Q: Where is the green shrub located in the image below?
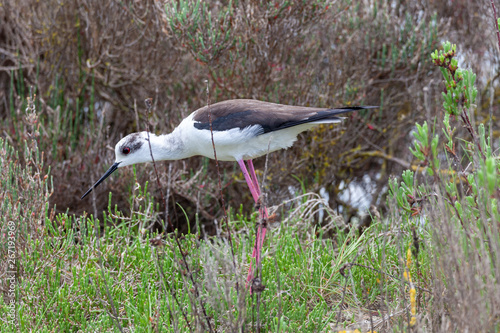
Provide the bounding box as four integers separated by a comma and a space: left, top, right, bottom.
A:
389, 41, 500, 331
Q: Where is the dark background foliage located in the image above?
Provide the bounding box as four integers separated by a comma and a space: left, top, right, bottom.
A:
1, 0, 497, 231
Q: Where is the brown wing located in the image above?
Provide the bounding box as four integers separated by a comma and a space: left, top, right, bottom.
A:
192, 99, 372, 134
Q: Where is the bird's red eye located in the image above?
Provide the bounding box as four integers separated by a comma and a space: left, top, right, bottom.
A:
122, 147, 131, 155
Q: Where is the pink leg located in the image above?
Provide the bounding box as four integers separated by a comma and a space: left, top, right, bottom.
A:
247, 160, 268, 280
246, 160, 269, 220
238, 160, 269, 290
246, 160, 261, 196
246, 160, 268, 255
237, 160, 260, 202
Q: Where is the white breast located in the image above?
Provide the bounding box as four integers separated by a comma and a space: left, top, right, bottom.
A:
188, 123, 318, 161
175, 112, 341, 161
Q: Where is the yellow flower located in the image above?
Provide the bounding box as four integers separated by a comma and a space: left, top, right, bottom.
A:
410, 287, 416, 314
409, 287, 417, 326
406, 247, 412, 266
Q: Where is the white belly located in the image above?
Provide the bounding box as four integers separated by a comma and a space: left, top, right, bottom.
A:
189, 124, 317, 161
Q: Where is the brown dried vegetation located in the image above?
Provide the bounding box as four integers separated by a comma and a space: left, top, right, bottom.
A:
1, 0, 475, 225
2, 0, 500, 331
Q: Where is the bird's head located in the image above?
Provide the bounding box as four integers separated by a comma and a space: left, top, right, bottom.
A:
114, 132, 154, 167
81, 132, 155, 199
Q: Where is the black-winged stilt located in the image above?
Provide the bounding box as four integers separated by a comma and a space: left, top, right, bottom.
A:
81, 99, 376, 284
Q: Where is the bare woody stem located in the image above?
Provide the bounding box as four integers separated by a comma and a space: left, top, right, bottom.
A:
490, 0, 500, 52
144, 98, 213, 332
460, 109, 486, 162
205, 82, 240, 295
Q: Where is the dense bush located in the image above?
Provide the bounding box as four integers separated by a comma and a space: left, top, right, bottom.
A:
389, 41, 500, 330
2, 0, 487, 227
2, 0, 500, 331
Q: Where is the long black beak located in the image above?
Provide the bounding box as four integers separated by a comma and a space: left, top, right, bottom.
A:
81, 162, 121, 199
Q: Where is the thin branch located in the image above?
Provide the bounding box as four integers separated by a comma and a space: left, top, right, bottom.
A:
155, 250, 191, 331
87, 96, 123, 333
144, 98, 169, 230
490, 0, 500, 52
460, 110, 486, 162
90, 272, 124, 333
251, 135, 273, 328
274, 257, 282, 333
144, 98, 213, 333
335, 263, 351, 325
205, 79, 239, 295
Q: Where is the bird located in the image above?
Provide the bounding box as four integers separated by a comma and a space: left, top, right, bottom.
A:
81, 99, 377, 284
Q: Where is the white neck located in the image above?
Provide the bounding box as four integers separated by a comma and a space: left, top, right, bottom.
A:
147, 131, 193, 161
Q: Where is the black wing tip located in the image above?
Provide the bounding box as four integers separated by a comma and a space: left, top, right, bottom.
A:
324, 105, 379, 116
337, 105, 379, 110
